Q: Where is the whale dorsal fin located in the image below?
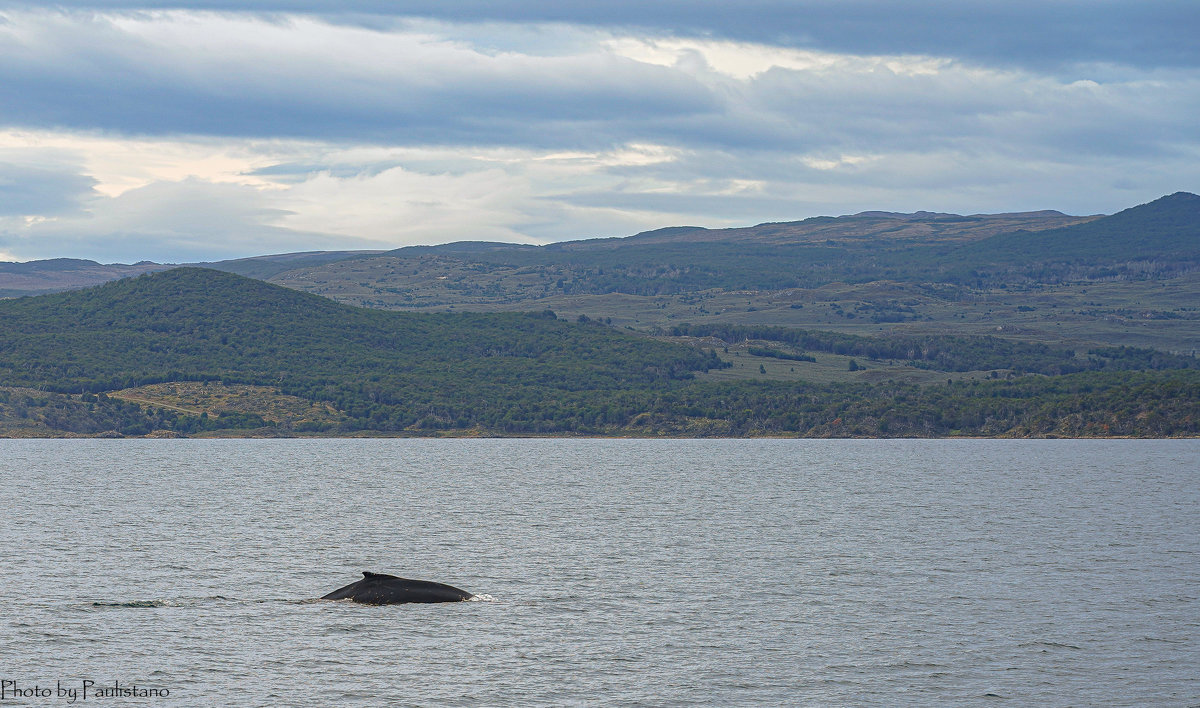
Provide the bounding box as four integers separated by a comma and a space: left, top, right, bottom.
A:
363, 571, 401, 581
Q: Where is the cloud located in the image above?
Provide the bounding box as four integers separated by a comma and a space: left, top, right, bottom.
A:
0, 137, 715, 261
3, 128, 1194, 264
0, 11, 716, 145
4, 10, 1194, 158
1, 0, 1194, 71
0, 7, 1196, 263
274, 166, 538, 243
0, 177, 317, 263
0, 159, 97, 217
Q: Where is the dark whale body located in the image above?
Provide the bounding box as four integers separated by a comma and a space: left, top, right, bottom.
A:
321, 572, 473, 604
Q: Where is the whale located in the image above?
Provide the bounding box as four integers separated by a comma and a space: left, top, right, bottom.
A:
321, 572, 474, 604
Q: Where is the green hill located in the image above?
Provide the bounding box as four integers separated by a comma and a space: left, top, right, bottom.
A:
0, 268, 722, 432
942, 192, 1200, 282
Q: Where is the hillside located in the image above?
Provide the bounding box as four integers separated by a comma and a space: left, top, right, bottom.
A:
259, 193, 1200, 353
257, 206, 1097, 308
367, 207, 1103, 293
4, 195, 1192, 306
0, 267, 1196, 438
0, 268, 721, 433
200, 250, 383, 280
942, 192, 1200, 281
0, 251, 379, 296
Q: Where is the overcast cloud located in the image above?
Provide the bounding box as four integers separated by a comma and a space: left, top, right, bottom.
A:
0, 1, 1196, 263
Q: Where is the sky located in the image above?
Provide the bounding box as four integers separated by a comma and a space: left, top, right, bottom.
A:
0, 1, 1197, 263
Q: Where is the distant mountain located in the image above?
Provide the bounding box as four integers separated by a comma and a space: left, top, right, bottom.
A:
236, 192, 1198, 355
0, 199, 1147, 297
379, 206, 1090, 255
272, 194, 1191, 301
944, 192, 1200, 280
0, 258, 170, 296
0, 250, 385, 296
610, 208, 1090, 246
4, 193, 1196, 355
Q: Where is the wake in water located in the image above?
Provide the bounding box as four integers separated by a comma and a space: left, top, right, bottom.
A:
1018, 640, 1083, 651
87, 597, 306, 609
86, 594, 497, 609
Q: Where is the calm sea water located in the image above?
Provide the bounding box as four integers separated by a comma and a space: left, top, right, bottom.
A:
0, 439, 1196, 706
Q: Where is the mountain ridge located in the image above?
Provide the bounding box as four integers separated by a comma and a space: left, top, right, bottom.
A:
3, 193, 1190, 297
2, 192, 1196, 353
0, 200, 1120, 295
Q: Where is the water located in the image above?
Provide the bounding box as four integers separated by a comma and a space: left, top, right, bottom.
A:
0, 439, 1196, 706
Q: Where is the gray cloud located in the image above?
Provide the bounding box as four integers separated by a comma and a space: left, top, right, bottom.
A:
0, 161, 97, 216
0, 5, 1195, 263
1, 0, 1194, 71
3, 10, 1194, 160
0, 12, 718, 146
0, 177, 380, 262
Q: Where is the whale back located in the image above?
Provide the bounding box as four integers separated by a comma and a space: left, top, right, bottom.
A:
321, 572, 473, 604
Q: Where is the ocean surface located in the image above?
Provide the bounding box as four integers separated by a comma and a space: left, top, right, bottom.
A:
0, 439, 1196, 706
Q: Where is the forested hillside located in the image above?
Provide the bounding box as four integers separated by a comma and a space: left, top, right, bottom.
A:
0, 268, 721, 432
0, 267, 1195, 437
940, 192, 1200, 283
